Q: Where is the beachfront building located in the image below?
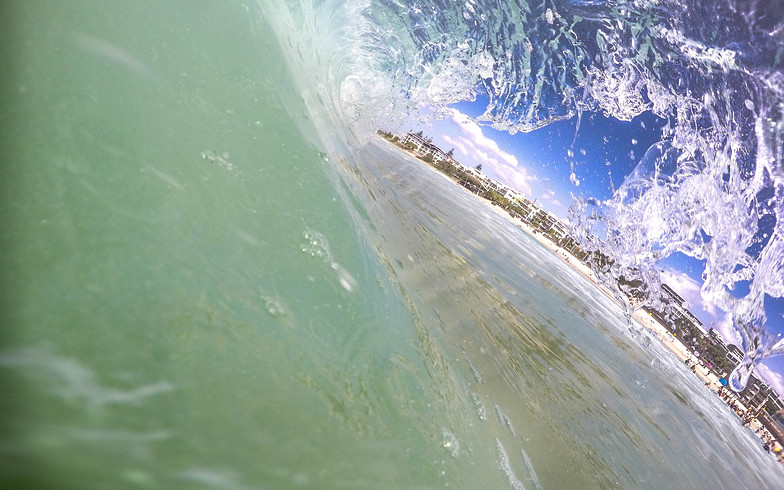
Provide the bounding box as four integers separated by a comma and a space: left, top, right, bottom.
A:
528, 208, 569, 243
739, 375, 777, 412
399, 131, 453, 165
662, 284, 705, 333
399, 131, 428, 152
769, 393, 784, 414
708, 328, 725, 347
559, 235, 588, 260
515, 197, 538, 223
462, 167, 496, 193
705, 328, 746, 368
499, 185, 526, 205
727, 344, 745, 366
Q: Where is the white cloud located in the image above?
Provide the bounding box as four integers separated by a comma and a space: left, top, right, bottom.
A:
661, 269, 718, 316
447, 109, 536, 195
540, 188, 563, 209
660, 268, 742, 344
442, 135, 466, 157
756, 362, 784, 398
714, 313, 743, 347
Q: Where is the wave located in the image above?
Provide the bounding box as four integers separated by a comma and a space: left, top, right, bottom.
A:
267, 0, 784, 389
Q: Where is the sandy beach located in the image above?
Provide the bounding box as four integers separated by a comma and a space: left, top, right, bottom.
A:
464, 163, 784, 456
383, 136, 784, 460
386, 137, 738, 392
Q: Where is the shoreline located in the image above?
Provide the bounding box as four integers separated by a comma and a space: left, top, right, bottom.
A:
465, 160, 784, 457
377, 136, 784, 458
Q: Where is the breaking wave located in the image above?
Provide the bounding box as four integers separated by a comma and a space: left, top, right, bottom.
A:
268, 0, 784, 389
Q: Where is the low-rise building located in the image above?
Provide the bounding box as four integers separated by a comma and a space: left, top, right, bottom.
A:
661, 284, 705, 332
399, 131, 453, 165
727, 344, 745, 366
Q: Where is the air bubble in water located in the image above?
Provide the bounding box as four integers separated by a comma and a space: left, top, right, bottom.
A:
470, 392, 486, 421
263, 296, 287, 317
301, 228, 332, 262
201, 150, 234, 171
441, 428, 460, 457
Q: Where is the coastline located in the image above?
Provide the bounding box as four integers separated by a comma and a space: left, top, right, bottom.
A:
377, 135, 784, 458
380, 136, 714, 375
457, 157, 784, 456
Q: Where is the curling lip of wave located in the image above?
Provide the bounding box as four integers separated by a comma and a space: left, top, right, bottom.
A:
291, 0, 784, 390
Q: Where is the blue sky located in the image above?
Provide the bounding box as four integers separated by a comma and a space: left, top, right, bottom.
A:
396, 97, 784, 393
407, 98, 665, 219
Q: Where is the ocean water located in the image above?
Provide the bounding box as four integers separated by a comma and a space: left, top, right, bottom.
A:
1, 1, 783, 488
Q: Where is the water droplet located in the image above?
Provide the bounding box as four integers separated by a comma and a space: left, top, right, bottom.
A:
544, 8, 554, 24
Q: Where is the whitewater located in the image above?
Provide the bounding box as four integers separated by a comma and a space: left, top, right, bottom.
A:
1, 0, 783, 488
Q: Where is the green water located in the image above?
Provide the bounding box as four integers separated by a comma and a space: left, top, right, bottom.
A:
2, 1, 784, 488
0, 1, 446, 487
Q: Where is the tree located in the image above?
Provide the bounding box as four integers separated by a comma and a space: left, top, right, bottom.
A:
475, 164, 483, 172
